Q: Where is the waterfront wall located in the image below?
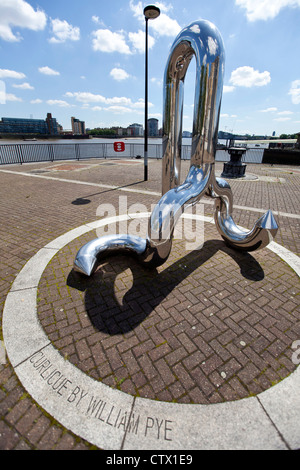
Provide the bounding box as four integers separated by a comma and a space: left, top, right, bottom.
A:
262, 149, 300, 165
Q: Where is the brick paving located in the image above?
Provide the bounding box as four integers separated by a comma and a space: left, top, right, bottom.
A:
0, 158, 299, 449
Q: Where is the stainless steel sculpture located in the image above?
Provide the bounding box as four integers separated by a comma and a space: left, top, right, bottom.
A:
74, 20, 278, 276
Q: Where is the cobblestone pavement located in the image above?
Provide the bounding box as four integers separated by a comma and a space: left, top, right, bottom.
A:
0, 159, 299, 449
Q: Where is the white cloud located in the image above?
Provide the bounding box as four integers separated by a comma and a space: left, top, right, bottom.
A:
104, 100, 153, 114
66, 92, 134, 107
46, 99, 71, 107
0, 69, 26, 79
66, 91, 153, 113
221, 113, 238, 118
235, 0, 300, 21
274, 117, 291, 121
190, 24, 201, 34
0, 0, 47, 42
129, 0, 143, 19
154, 2, 174, 13
39, 66, 60, 76
110, 68, 130, 81
12, 82, 34, 90
92, 3, 178, 56
260, 107, 278, 112
229, 66, 271, 87
128, 29, 155, 53
1, 83, 7, 105
207, 36, 218, 55
105, 105, 133, 114
65, 91, 107, 104
106, 96, 133, 106
149, 13, 181, 37
49, 18, 80, 44
149, 112, 162, 120
277, 110, 294, 115
5, 93, 22, 102
92, 16, 105, 26
129, 1, 181, 37
151, 77, 163, 86
288, 80, 300, 104
223, 85, 235, 93
31, 99, 42, 104
92, 29, 132, 54
132, 98, 146, 109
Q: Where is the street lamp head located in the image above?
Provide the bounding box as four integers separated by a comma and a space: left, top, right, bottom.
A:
143, 5, 160, 20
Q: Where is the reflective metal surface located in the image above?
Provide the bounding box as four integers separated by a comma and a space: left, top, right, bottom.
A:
74, 19, 278, 276
210, 175, 278, 251
74, 234, 147, 276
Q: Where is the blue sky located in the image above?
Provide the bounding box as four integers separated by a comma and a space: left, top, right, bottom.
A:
0, 0, 300, 136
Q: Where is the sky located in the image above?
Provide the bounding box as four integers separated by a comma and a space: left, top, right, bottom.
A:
0, 0, 300, 136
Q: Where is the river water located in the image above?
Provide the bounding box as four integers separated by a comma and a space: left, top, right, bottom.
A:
0, 137, 276, 149
0, 137, 227, 146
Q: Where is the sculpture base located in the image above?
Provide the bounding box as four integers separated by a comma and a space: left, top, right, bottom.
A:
221, 162, 247, 178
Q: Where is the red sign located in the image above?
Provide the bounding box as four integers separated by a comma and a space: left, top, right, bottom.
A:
114, 142, 125, 152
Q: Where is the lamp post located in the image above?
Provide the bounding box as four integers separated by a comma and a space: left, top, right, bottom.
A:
143, 5, 160, 181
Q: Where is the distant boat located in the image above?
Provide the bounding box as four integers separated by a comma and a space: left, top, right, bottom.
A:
23, 138, 37, 141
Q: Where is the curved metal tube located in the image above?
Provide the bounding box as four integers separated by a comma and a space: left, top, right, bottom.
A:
74, 19, 278, 276
210, 175, 278, 251
74, 234, 147, 276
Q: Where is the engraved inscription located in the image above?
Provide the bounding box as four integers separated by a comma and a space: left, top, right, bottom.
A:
145, 416, 173, 441
28, 351, 174, 441
29, 351, 72, 397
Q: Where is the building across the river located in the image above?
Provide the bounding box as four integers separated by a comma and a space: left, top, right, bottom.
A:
0, 113, 59, 135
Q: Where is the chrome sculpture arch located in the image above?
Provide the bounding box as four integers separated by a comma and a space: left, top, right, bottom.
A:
74, 20, 278, 276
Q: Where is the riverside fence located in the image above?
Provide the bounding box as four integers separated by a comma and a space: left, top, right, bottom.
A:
0, 142, 265, 166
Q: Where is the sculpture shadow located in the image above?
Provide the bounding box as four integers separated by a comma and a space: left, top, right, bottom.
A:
67, 240, 264, 336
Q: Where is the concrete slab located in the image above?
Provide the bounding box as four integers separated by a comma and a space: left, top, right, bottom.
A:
268, 241, 300, 276
15, 344, 134, 450
0, 340, 6, 365
44, 226, 92, 250
259, 366, 300, 450
123, 396, 287, 450
10, 247, 58, 291
3, 288, 50, 367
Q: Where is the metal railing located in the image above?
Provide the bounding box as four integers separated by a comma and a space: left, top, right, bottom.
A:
0, 142, 265, 165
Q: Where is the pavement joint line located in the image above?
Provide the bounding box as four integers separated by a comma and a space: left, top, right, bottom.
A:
13, 342, 52, 370
0, 167, 300, 220
2, 213, 300, 449
0, 168, 161, 196
256, 396, 291, 451
120, 396, 137, 451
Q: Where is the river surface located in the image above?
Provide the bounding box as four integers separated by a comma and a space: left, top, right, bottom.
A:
0, 137, 230, 146
0, 137, 287, 148
0, 137, 174, 145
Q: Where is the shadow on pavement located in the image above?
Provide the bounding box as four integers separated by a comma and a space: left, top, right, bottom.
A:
67, 239, 264, 336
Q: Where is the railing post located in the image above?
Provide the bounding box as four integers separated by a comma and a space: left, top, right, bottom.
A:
75, 143, 80, 160
47, 144, 55, 162
16, 145, 24, 165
